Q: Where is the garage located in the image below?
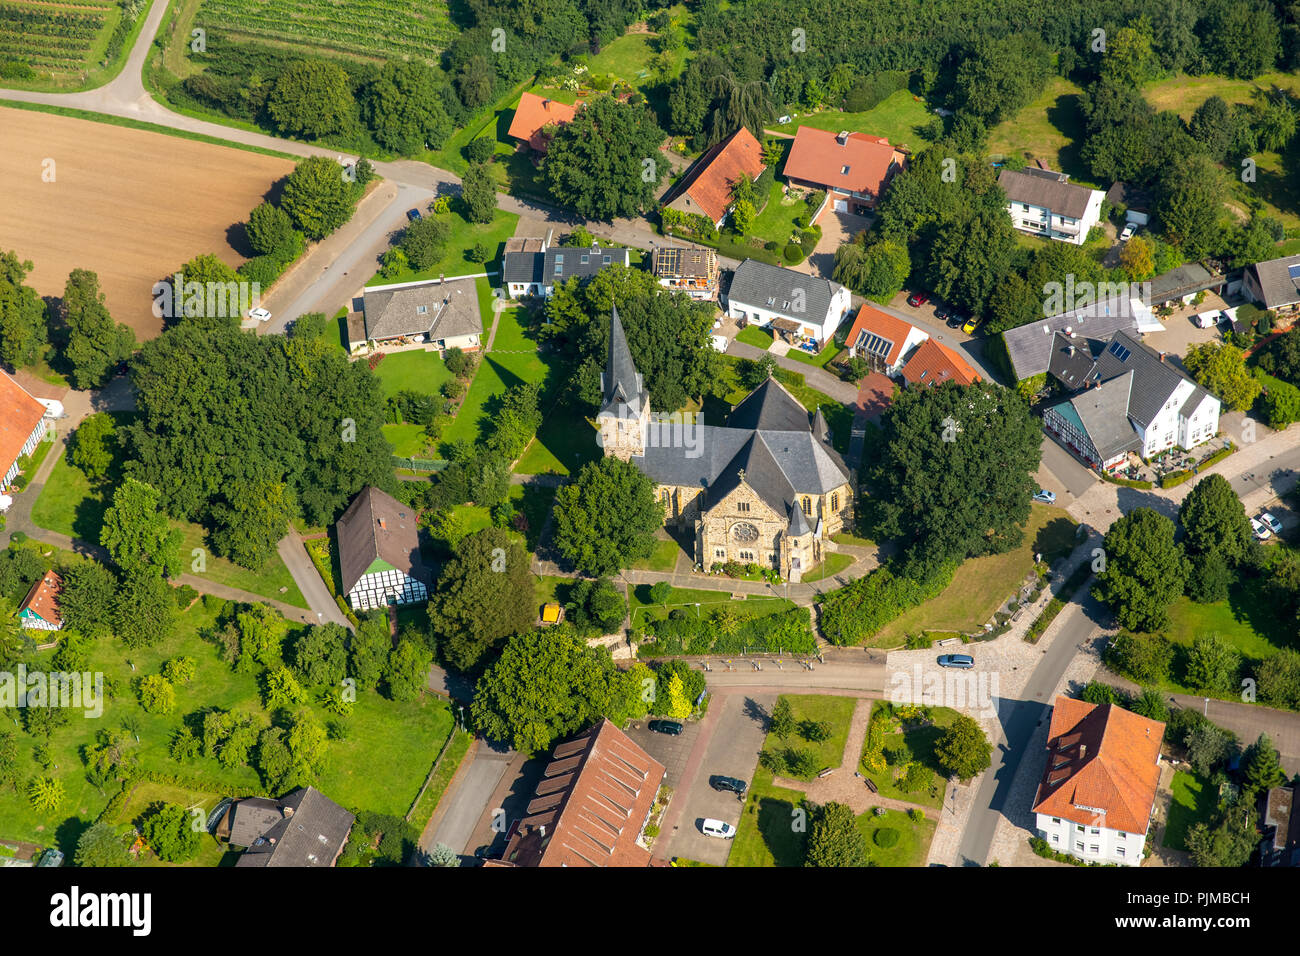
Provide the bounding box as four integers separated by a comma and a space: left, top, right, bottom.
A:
833, 198, 848, 213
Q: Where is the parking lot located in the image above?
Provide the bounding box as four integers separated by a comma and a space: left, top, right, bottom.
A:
628, 692, 775, 866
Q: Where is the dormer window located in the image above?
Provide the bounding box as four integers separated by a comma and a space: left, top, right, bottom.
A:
416, 305, 428, 315
841, 166, 850, 175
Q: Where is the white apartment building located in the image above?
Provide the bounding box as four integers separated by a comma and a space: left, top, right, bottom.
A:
999, 167, 1105, 246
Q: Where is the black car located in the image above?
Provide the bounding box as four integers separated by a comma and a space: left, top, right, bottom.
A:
406, 208, 422, 222
946, 311, 966, 329
648, 719, 684, 736
710, 775, 748, 797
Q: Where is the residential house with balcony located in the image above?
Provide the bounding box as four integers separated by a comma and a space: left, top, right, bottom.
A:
503, 237, 630, 299
724, 258, 851, 347
1040, 329, 1221, 471
507, 92, 578, 154
843, 304, 929, 376
661, 127, 765, 230
0, 371, 48, 492
1000, 167, 1104, 246
1243, 253, 1300, 319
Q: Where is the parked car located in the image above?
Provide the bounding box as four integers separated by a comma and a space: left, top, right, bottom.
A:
248, 307, 272, 323
934, 305, 950, 322
947, 311, 967, 329
937, 654, 975, 669
648, 719, 684, 736
1260, 512, 1283, 535
1119, 223, 1136, 242
1032, 489, 1057, 504
1250, 517, 1272, 541
907, 291, 930, 308
701, 818, 737, 839
406, 208, 422, 222
710, 775, 748, 797
961, 315, 980, 334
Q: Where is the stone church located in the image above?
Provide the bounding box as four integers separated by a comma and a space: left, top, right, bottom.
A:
596, 307, 853, 581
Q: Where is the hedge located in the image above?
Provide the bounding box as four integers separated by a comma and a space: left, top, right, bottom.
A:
1024, 564, 1092, 644
1100, 471, 1152, 489
639, 606, 815, 656
1199, 445, 1236, 469
819, 560, 956, 645
1160, 469, 1193, 488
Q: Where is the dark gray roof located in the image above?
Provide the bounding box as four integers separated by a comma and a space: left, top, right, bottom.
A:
728, 377, 813, 431
788, 501, 812, 536
504, 244, 630, 286
726, 259, 844, 322
999, 167, 1094, 219
1046, 332, 1100, 391
1084, 330, 1187, 428
1104, 182, 1152, 212
1248, 254, 1300, 309
1147, 262, 1223, 305
1004, 295, 1148, 380
633, 385, 850, 518
234, 787, 355, 868
335, 486, 428, 595
1053, 373, 1142, 461
228, 797, 283, 848
362, 276, 481, 342
600, 304, 646, 418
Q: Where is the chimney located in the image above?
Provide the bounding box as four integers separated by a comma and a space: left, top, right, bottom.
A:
439, 273, 445, 284
836, 130, 849, 146
543, 98, 551, 110
1066, 345, 1074, 356
378, 518, 387, 530
1159, 352, 1166, 363
539, 825, 546, 837
283, 806, 295, 818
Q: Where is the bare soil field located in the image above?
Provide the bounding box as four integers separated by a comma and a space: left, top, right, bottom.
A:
0, 106, 295, 339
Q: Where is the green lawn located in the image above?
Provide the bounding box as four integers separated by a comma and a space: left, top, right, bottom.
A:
728, 694, 861, 867
859, 702, 961, 810
802, 551, 855, 583
440, 350, 548, 450
1163, 771, 1217, 851
736, 325, 775, 349
628, 583, 794, 628
987, 76, 1090, 181
409, 727, 474, 834
382, 423, 434, 458
629, 534, 686, 573
855, 807, 937, 867
374, 350, 454, 398
0, 599, 453, 848
868, 506, 1079, 647
785, 342, 844, 372
768, 89, 939, 153
172, 522, 307, 609
109, 780, 235, 868
365, 208, 520, 287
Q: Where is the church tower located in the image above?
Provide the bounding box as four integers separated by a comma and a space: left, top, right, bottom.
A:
596, 305, 651, 460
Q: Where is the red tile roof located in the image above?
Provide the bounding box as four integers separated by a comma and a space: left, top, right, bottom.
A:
0, 371, 46, 478
19, 571, 63, 628
507, 92, 579, 152
783, 127, 904, 197
668, 127, 766, 224
1032, 697, 1165, 834
845, 304, 921, 366
498, 719, 665, 867
900, 338, 980, 388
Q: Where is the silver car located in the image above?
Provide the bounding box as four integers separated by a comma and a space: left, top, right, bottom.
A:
1032, 489, 1057, 504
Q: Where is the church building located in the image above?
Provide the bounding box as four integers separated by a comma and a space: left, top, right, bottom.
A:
595, 307, 853, 581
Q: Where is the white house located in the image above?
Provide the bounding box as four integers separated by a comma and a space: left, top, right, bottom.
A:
842, 304, 929, 376
355, 275, 483, 353
335, 486, 429, 612
999, 167, 1105, 246
725, 258, 851, 347
502, 237, 630, 299
1041, 329, 1221, 471
0, 371, 49, 491
1033, 697, 1165, 867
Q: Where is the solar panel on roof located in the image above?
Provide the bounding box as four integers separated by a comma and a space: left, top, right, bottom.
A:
1289, 264, 1300, 279
1107, 341, 1131, 362
861, 333, 893, 358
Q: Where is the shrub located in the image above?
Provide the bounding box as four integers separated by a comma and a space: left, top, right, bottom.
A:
465, 137, 495, 164
783, 242, 804, 264
820, 561, 956, 645
873, 827, 900, 848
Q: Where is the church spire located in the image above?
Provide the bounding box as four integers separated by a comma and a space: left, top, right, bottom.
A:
601, 303, 644, 414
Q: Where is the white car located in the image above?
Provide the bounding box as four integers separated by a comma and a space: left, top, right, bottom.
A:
1119, 224, 1135, 242
701, 818, 736, 839
1260, 512, 1283, 535
1250, 517, 1272, 541
248, 307, 272, 323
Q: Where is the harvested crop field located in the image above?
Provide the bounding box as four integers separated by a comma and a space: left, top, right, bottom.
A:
0, 106, 295, 338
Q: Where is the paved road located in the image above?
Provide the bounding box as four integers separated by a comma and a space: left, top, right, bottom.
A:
277, 530, 350, 629
955, 581, 1104, 866
421, 739, 516, 856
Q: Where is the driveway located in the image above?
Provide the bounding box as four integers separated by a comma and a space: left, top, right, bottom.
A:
644, 692, 774, 865
1037, 434, 1098, 503
800, 208, 871, 280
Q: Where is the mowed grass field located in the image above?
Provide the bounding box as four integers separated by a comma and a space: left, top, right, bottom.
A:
0, 106, 295, 339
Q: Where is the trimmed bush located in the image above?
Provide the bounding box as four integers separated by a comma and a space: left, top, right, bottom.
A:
783, 242, 804, 264
873, 827, 900, 847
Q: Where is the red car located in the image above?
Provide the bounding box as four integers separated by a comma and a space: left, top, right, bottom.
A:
907, 291, 930, 308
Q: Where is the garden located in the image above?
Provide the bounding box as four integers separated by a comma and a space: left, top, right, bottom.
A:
859, 702, 962, 810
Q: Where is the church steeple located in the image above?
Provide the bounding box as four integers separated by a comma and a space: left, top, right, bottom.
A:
596, 304, 651, 460
601, 304, 645, 415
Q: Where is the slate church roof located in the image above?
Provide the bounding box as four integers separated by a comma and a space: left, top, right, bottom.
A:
600, 307, 850, 518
